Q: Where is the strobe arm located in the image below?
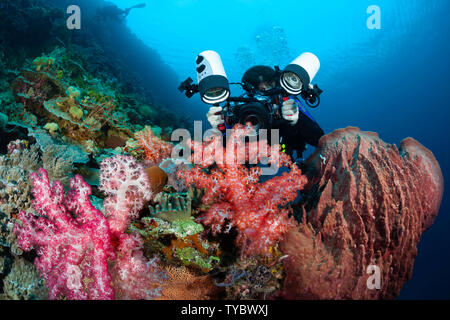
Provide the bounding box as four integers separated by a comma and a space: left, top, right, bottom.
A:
301, 84, 323, 108
178, 77, 199, 98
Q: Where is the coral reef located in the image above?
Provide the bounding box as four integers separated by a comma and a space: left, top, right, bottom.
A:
0, 0, 444, 302
110, 232, 166, 300
0, 0, 199, 301
278, 127, 444, 299
131, 188, 220, 272
159, 157, 193, 192
11, 51, 135, 148
162, 234, 220, 272
151, 192, 193, 223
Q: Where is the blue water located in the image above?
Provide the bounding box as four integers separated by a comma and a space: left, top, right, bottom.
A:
108, 0, 450, 298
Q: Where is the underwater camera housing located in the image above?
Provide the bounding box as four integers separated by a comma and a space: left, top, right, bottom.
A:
178, 50, 323, 134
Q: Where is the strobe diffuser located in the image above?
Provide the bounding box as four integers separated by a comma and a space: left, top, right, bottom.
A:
280, 52, 320, 95
196, 50, 230, 104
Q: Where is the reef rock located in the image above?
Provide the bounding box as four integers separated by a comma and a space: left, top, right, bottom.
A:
279, 127, 444, 299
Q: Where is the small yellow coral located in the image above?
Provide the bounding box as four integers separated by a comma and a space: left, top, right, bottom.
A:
26, 88, 34, 97
67, 86, 81, 99
44, 122, 59, 134
55, 99, 65, 108
69, 106, 84, 120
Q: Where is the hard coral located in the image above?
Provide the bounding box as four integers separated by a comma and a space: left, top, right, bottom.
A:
0, 144, 40, 254
279, 127, 444, 299
178, 124, 308, 257
1, 257, 48, 300
150, 191, 192, 222
158, 265, 223, 300
13, 169, 116, 300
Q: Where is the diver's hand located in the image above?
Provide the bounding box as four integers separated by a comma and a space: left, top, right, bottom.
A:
206, 106, 224, 130
282, 99, 299, 125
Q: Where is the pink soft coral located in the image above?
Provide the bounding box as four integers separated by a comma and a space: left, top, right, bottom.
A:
178, 124, 308, 256
13, 169, 116, 300
136, 126, 173, 166
15, 155, 166, 300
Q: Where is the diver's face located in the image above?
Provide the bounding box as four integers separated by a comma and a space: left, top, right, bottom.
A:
258, 81, 275, 91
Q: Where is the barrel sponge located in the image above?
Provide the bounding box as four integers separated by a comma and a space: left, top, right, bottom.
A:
279, 127, 444, 300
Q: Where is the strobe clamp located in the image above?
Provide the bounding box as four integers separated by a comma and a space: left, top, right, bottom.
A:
178, 77, 199, 98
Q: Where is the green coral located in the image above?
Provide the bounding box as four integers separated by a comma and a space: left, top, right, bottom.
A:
141, 190, 204, 238
137, 216, 203, 239
149, 191, 193, 223
66, 86, 80, 99
44, 122, 59, 133
69, 105, 84, 120
176, 246, 220, 270
32, 56, 55, 71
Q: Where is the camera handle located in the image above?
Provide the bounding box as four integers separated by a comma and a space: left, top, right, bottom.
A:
213, 104, 227, 134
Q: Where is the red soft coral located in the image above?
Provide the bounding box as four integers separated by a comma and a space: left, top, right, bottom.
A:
178, 124, 308, 257
136, 126, 173, 166
13, 169, 116, 300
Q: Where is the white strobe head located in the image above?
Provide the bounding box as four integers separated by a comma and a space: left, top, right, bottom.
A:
196, 50, 230, 104
280, 52, 320, 95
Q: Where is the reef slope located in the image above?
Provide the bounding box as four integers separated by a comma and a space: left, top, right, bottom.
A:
279, 127, 444, 299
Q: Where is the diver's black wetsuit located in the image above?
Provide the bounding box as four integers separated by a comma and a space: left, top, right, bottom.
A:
221, 110, 324, 161
276, 110, 324, 159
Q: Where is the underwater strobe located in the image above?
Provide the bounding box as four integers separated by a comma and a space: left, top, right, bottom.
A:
178, 50, 324, 135
280, 52, 323, 108
196, 50, 230, 104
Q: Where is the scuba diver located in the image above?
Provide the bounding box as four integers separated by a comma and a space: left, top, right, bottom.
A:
97, 3, 146, 22
206, 65, 324, 160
